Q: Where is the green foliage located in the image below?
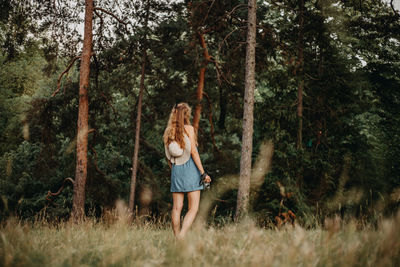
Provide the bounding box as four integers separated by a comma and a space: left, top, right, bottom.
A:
0, 0, 399, 223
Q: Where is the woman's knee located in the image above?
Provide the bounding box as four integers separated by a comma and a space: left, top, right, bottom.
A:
173, 204, 183, 212
187, 191, 200, 213
188, 205, 199, 214
172, 192, 184, 212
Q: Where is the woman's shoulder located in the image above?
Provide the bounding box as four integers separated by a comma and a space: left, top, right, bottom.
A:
183, 125, 194, 138
184, 124, 194, 132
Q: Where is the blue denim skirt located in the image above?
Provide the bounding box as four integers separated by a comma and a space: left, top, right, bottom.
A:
170, 155, 204, 192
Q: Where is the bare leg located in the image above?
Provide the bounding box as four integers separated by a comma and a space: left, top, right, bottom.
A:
179, 190, 200, 238
172, 192, 184, 238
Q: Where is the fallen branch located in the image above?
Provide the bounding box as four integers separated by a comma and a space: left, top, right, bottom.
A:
212, 197, 229, 203
275, 181, 296, 227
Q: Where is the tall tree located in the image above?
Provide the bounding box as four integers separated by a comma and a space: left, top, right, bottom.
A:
186, 0, 225, 136
71, 0, 94, 221
186, 1, 212, 135
296, 0, 305, 150
235, 0, 257, 221
192, 31, 212, 134
129, 0, 150, 214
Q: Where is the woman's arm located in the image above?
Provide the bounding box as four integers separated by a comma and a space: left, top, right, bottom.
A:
165, 154, 172, 169
185, 125, 205, 174
185, 125, 211, 183
167, 158, 172, 169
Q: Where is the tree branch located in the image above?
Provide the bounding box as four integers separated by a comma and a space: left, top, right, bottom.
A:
305, 73, 320, 80
390, 0, 400, 18
198, 31, 212, 62
100, 92, 119, 123
46, 177, 75, 205
52, 56, 80, 97
225, 4, 247, 18
217, 26, 247, 56
274, 99, 298, 109
93, 9, 106, 50
140, 137, 164, 158
201, 0, 216, 25
89, 144, 106, 177
94, 7, 128, 26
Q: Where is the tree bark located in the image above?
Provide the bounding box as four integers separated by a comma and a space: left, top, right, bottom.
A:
297, 0, 305, 150
71, 0, 93, 222
129, 2, 150, 214
235, 0, 257, 221
193, 66, 205, 134
218, 86, 226, 130
193, 32, 211, 135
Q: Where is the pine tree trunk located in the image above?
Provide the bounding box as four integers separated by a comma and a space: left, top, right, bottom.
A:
129, 51, 146, 214
235, 0, 257, 221
193, 65, 205, 134
129, 2, 150, 214
71, 0, 93, 222
218, 86, 226, 130
193, 32, 211, 135
297, 0, 305, 150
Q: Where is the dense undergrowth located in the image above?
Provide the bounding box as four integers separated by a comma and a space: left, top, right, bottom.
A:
1, 208, 400, 267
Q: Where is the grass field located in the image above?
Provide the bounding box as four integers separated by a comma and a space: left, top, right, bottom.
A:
1, 211, 400, 267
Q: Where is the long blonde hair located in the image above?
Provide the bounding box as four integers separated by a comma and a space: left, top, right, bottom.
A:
163, 102, 194, 149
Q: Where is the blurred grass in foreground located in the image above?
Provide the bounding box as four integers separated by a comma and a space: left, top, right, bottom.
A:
1, 211, 400, 267
1, 141, 399, 266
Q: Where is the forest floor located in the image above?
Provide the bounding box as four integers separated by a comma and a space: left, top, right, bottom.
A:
1, 213, 400, 267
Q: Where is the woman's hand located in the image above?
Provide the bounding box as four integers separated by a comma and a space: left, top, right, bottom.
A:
204, 174, 211, 183
167, 160, 172, 169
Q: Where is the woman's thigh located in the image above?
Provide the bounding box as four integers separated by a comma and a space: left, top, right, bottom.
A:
172, 192, 184, 209
187, 190, 200, 211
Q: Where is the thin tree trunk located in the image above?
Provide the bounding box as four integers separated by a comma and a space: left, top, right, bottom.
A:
129, 2, 150, 214
193, 66, 205, 134
71, 0, 93, 222
193, 32, 211, 135
218, 85, 226, 130
297, 0, 305, 150
235, 0, 257, 221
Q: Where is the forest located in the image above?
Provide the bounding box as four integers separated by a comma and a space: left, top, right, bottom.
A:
1, 0, 400, 227
2, 0, 400, 265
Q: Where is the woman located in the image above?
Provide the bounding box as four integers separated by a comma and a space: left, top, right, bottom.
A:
163, 102, 211, 239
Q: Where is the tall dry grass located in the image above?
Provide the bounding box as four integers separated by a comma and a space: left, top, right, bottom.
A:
2, 140, 400, 266
1, 210, 400, 267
